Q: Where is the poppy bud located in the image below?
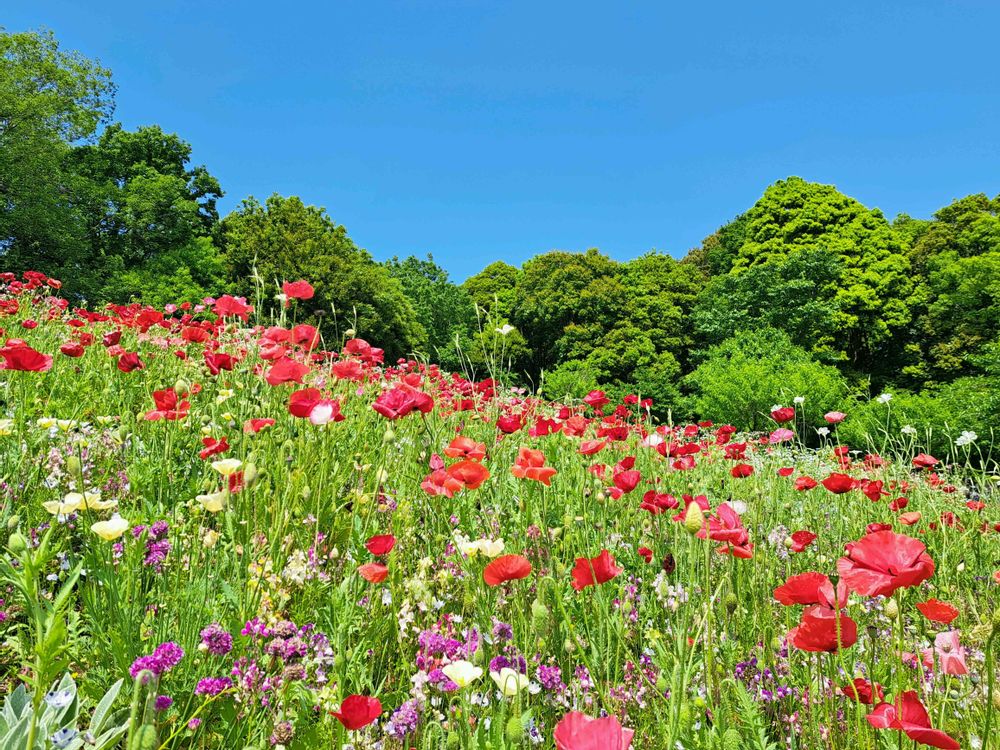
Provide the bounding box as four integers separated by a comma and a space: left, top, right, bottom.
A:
174, 378, 190, 396
446, 732, 461, 749
724, 593, 739, 614
498, 712, 524, 744
333, 653, 345, 670
683, 502, 704, 534
383, 428, 396, 444
563, 637, 576, 653
661, 554, 676, 574
655, 675, 668, 693
770, 636, 783, 652
884, 599, 899, 619
302, 486, 311, 500
783, 536, 795, 549
596, 490, 606, 503
243, 462, 259, 487
7, 531, 28, 555
344, 328, 356, 338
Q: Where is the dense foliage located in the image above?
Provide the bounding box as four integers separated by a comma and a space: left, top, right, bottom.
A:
2, 28, 998, 446
1, 271, 1000, 750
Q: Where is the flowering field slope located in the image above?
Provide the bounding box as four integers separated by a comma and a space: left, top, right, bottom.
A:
0, 271, 998, 750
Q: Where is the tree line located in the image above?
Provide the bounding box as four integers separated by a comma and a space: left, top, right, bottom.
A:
3, 29, 998, 450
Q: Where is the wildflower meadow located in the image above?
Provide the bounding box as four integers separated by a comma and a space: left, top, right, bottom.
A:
1, 270, 998, 750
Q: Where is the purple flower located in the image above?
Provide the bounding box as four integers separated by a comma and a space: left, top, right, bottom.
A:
200, 623, 233, 656
154, 695, 173, 711
386, 699, 420, 739
194, 677, 232, 696
129, 642, 185, 679
536, 663, 565, 692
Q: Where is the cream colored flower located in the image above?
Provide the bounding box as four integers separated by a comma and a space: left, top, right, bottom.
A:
490, 668, 528, 696
0, 418, 14, 436
441, 660, 482, 688
197, 490, 227, 513
211, 458, 242, 476
478, 538, 505, 558
91, 513, 129, 541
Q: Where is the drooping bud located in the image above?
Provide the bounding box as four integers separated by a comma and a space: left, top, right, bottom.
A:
684, 502, 705, 534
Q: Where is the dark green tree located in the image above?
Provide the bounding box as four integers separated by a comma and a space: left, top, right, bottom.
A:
220, 194, 426, 359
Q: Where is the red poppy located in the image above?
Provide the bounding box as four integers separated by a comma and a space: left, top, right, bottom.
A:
373, 385, 433, 419
637, 546, 653, 564
511, 447, 557, 486
265, 357, 310, 386
570, 550, 622, 591
777, 467, 794, 477
244, 418, 275, 433
915, 599, 959, 625
483, 554, 533, 586
841, 678, 883, 704
358, 563, 389, 583
866, 691, 959, 749
730, 463, 754, 478
824, 411, 847, 424
553, 711, 633, 750
788, 605, 857, 652
116, 352, 144, 372
794, 476, 818, 491
789, 530, 818, 553
282, 280, 315, 301
821, 473, 858, 494
770, 406, 795, 423
911, 453, 939, 469
144, 389, 191, 421
365, 534, 396, 556
583, 390, 610, 410
59, 341, 84, 358
332, 359, 364, 381
899, 511, 922, 526
444, 436, 487, 461
698, 503, 749, 547
332, 695, 381, 730
578, 439, 607, 456
199, 436, 229, 459
420, 468, 465, 498
288, 388, 322, 418
774, 572, 846, 608
212, 295, 253, 320
612, 469, 642, 494
204, 351, 236, 375
837, 530, 935, 598
860, 479, 887, 502
447, 460, 490, 490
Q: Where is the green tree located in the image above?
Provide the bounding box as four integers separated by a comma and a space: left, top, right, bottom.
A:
0, 28, 115, 295
220, 194, 426, 359
685, 327, 849, 431
385, 254, 477, 369
731, 177, 916, 367
462, 260, 522, 320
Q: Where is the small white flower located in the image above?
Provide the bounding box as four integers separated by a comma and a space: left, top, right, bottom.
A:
901, 424, 918, 436
956, 430, 978, 447
793, 396, 805, 405
495, 324, 515, 336
877, 392, 893, 404
815, 427, 830, 437
770, 404, 783, 412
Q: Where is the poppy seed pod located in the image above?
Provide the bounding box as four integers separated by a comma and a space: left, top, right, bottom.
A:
683, 502, 704, 534
504, 715, 523, 742
884, 598, 899, 619
65, 454, 83, 480
7, 531, 27, 555
174, 378, 190, 395
724, 593, 739, 614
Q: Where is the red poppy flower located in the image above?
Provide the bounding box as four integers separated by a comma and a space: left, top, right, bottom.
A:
821, 473, 858, 494
866, 691, 959, 749
244, 418, 275, 433
788, 605, 857, 652
483, 554, 533, 586
794, 476, 818, 491
199, 436, 229, 459
777, 467, 794, 477
915, 599, 959, 625
59, 341, 84, 358
444, 436, 487, 461
420, 468, 464, 497
358, 563, 389, 583
447, 460, 490, 490
332, 695, 381, 730
837, 530, 935, 598
511, 447, 557, 485
578, 439, 607, 456
911, 453, 939, 469
860, 479, 887, 502
899, 511, 922, 526
365, 534, 396, 556
637, 546, 653, 564
698, 503, 749, 547
204, 351, 236, 375
332, 359, 364, 381
570, 550, 622, 591
116, 352, 144, 372
824, 411, 847, 424
789, 530, 818, 553
282, 280, 315, 300
288, 388, 322, 418
553, 711, 633, 750
770, 406, 795, 423
612, 469, 642, 494
144, 389, 191, 421
774, 572, 846, 608
265, 357, 310, 386
841, 678, 883, 704
583, 390, 610, 410
213, 295, 253, 320
730, 463, 754, 478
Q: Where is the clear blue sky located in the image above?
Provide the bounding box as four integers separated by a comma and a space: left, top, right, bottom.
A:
6, 1, 1000, 280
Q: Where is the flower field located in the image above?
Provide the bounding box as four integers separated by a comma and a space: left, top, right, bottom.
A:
1, 270, 999, 750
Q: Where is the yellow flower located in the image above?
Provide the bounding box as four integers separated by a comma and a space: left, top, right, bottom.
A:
211, 458, 243, 476
479, 538, 505, 558
43, 497, 83, 515
202, 529, 220, 548
197, 490, 227, 513
37, 417, 58, 429
0, 418, 14, 436
91, 513, 129, 541
79, 490, 117, 511
490, 668, 528, 696
441, 660, 483, 688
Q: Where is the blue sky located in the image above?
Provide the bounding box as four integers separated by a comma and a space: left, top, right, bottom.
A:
6, 1, 999, 280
